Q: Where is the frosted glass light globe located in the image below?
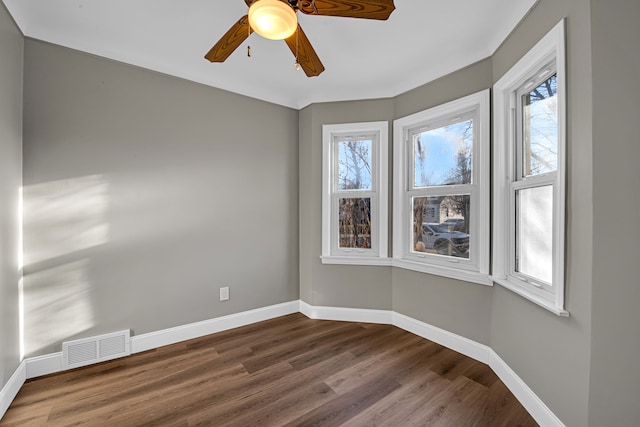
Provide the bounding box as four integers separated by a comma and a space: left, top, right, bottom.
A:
248, 0, 298, 40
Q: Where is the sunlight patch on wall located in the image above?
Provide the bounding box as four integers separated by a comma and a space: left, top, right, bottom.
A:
24, 175, 109, 265
22, 175, 109, 357
23, 260, 95, 357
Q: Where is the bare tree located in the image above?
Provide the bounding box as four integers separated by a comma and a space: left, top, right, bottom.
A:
338, 140, 372, 248
339, 141, 371, 190
339, 198, 372, 249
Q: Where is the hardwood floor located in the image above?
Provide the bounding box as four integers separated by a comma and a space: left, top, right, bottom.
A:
1, 313, 537, 426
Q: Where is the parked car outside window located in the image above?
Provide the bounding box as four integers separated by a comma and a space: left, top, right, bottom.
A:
442, 218, 466, 232
416, 223, 469, 258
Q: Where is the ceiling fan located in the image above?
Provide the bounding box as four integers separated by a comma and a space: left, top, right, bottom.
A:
204, 0, 396, 77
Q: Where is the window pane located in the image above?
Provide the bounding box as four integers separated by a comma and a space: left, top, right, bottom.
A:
413, 119, 473, 187
516, 185, 553, 284
412, 195, 470, 258
523, 74, 558, 176
338, 198, 371, 249
337, 139, 372, 190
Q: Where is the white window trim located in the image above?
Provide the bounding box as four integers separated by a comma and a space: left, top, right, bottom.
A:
392, 90, 491, 286
321, 121, 389, 265
492, 19, 568, 317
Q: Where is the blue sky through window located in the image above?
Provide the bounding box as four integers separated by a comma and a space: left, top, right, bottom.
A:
413, 119, 473, 187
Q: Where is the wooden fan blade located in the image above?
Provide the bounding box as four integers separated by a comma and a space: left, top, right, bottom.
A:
205, 15, 252, 63
298, 0, 396, 20
285, 25, 325, 77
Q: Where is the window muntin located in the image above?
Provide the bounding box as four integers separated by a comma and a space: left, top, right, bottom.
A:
393, 90, 490, 284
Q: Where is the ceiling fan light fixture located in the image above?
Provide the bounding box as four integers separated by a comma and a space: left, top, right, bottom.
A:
248, 0, 298, 40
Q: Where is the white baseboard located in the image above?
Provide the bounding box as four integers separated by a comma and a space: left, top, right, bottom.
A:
299, 301, 393, 324
21, 301, 299, 380
26, 352, 62, 379
7, 299, 563, 427
298, 302, 490, 364
489, 350, 565, 427
392, 312, 491, 364
131, 300, 300, 354
0, 361, 26, 421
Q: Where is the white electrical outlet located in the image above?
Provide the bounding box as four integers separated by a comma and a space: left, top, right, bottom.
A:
219, 286, 229, 302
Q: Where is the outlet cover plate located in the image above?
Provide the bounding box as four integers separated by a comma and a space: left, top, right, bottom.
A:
220, 286, 229, 301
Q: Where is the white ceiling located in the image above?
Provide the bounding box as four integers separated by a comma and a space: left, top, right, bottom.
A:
3, 0, 537, 109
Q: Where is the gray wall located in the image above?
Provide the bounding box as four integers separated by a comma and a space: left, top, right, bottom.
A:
22, 39, 300, 357
299, 99, 394, 309
491, 1, 594, 425
589, 0, 640, 425
392, 59, 494, 345
0, 2, 23, 389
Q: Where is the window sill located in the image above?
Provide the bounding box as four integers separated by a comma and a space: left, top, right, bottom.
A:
492, 277, 570, 317
320, 255, 496, 288
392, 258, 493, 286
320, 256, 393, 266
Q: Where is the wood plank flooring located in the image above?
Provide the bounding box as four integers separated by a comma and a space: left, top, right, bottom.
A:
0, 313, 537, 426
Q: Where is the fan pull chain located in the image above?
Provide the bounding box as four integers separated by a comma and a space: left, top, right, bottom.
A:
247, 22, 251, 57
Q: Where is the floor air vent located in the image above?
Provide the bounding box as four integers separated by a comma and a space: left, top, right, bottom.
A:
62, 330, 131, 370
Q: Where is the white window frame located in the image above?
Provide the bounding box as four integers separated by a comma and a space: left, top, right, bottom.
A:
493, 19, 568, 316
321, 121, 390, 265
392, 90, 491, 285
